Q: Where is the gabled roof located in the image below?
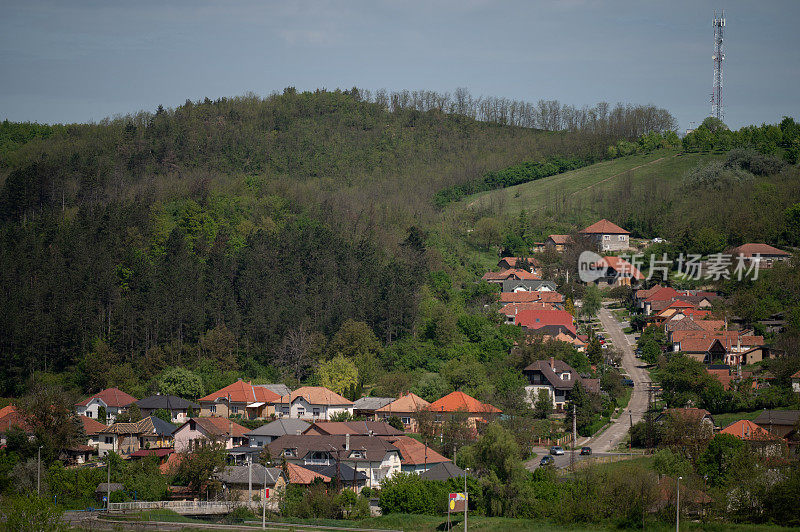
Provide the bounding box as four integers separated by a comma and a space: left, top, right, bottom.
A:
303, 463, 366, 483
645, 287, 681, 302
657, 408, 713, 423
101, 416, 176, 437
428, 391, 501, 414
482, 269, 541, 282
136, 395, 200, 410
375, 392, 430, 414
79, 415, 108, 436
523, 359, 580, 391
177, 417, 249, 438
245, 418, 310, 438
383, 436, 449, 466
76, 387, 137, 408
255, 384, 292, 397
792, 370, 800, 380
635, 284, 663, 300
129, 448, 174, 458
499, 302, 555, 316
547, 234, 573, 245
595, 256, 644, 280
352, 397, 395, 411
579, 219, 630, 235
515, 309, 576, 335
198, 380, 281, 405
303, 421, 403, 436
721, 420, 782, 441
267, 434, 399, 463
420, 461, 466, 481
0, 406, 15, 419
498, 257, 540, 269
276, 387, 352, 407
731, 243, 790, 258
0, 407, 30, 434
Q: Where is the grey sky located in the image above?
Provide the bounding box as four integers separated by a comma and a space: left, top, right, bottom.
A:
1, 0, 798, 131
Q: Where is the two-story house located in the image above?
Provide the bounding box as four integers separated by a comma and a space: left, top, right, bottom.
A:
522, 358, 597, 410
374, 392, 430, 432
97, 416, 176, 457
173, 417, 250, 453
198, 380, 282, 420
579, 219, 631, 252
245, 419, 311, 448
274, 387, 353, 421
427, 391, 501, 430
136, 394, 200, 423
75, 388, 137, 424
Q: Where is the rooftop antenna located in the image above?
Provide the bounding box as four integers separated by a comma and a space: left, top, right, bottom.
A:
711, 10, 726, 120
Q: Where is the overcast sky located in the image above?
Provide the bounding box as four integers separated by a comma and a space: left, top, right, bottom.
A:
1, 0, 798, 131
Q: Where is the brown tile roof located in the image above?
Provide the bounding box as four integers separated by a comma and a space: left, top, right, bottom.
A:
595, 256, 644, 280
277, 387, 352, 407
76, 387, 138, 408
523, 359, 581, 391
199, 380, 281, 404
286, 462, 331, 484
183, 417, 249, 438
547, 234, 573, 245
579, 219, 629, 235
538, 292, 565, 303
635, 284, 663, 300
383, 435, 450, 466
375, 393, 430, 414
696, 320, 726, 331
428, 391, 501, 414
0, 406, 15, 419
499, 291, 543, 304
731, 244, 790, 258
303, 421, 403, 436
515, 309, 576, 335
499, 302, 555, 316
80, 415, 107, 436
646, 287, 681, 302
498, 257, 540, 269
481, 269, 541, 282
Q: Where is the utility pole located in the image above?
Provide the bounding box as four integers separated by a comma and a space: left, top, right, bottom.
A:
248, 456, 253, 507
37, 445, 43, 496
262, 464, 267, 529
107, 453, 111, 510
464, 467, 469, 532
571, 404, 577, 471
676, 476, 682, 532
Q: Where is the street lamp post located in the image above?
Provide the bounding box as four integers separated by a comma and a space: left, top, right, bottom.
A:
464, 467, 469, 532
262, 463, 267, 530
676, 476, 682, 532
37, 445, 43, 496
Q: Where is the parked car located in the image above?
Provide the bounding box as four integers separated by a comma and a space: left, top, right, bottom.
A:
622, 378, 634, 387
580, 447, 592, 455
539, 455, 555, 467
549, 446, 565, 456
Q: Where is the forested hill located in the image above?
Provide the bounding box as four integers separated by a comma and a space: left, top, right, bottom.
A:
0, 88, 674, 396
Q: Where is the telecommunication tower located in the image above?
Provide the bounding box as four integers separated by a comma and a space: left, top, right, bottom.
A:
711, 11, 725, 120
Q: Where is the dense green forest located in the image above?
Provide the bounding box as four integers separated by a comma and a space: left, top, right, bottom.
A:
0, 89, 675, 397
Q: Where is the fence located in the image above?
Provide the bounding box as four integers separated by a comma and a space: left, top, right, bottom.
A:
107, 500, 234, 514
535, 434, 573, 447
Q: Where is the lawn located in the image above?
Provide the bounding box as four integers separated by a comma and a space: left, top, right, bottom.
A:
455, 150, 723, 219
712, 410, 763, 429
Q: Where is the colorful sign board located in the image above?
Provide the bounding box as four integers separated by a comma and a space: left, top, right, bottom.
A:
448, 492, 467, 512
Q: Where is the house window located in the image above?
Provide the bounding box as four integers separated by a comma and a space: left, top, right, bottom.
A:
231, 405, 239, 414
297, 407, 305, 417
210, 405, 216, 414
312, 408, 320, 417
351, 451, 364, 459
401, 417, 411, 425
104, 437, 113, 444
604, 235, 611, 240
284, 448, 297, 457
281, 407, 290, 417
619, 235, 626, 241
86, 411, 93, 418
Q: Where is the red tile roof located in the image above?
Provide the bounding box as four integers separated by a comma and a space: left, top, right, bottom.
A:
498, 257, 540, 269
286, 462, 331, 484
538, 292, 565, 303
499, 302, 555, 316
481, 269, 541, 282
80, 415, 108, 436
731, 244, 790, 258
130, 448, 175, 458
199, 380, 282, 404
721, 420, 781, 441
595, 256, 644, 280
0, 407, 29, 434
0, 406, 16, 419
515, 309, 576, 335
645, 287, 681, 302
547, 234, 573, 245
428, 391, 501, 414
184, 417, 250, 438
76, 387, 138, 408
580, 219, 629, 235
277, 387, 352, 407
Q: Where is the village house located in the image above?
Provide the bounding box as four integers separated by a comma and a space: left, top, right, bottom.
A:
75, 387, 137, 423
352, 397, 395, 420
97, 416, 176, 457
544, 234, 573, 252
428, 391, 501, 430
589, 255, 644, 287
730, 243, 791, 269
579, 219, 631, 252
79, 415, 107, 449
500, 290, 565, 305
497, 256, 540, 273
135, 394, 200, 423
266, 434, 402, 489
274, 387, 353, 421
0, 406, 30, 446
721, 420, 785, 457
245, 419, 310, 448
515, 308, 577, 336
792, 371, 800, 394
303, 421, 403, 437
522, 358, 599, 411
501, 279, 557, 293
481, 269, 541, 285
375, 392, 430, 432
198, 380, 281, 420
216, 463, 285, 510
753, 410, 800, 441
499, 302, 557, 325
173, 417, 250, 453
383, 435, 450, 474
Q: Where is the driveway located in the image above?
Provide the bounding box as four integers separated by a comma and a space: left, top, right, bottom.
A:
586, 305, 651, 453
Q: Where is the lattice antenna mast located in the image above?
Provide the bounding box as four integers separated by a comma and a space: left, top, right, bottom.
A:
711, 10, 725, 120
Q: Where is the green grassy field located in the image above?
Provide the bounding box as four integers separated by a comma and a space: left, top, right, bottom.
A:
457, 149, 723, 219
712, 410, 763, 429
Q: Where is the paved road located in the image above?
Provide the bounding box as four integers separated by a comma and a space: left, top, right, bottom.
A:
586, 306, 651, 453
525, 446, 621, 471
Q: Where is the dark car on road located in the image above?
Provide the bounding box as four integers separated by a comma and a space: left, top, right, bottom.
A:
580, 447, 593, 455
539, 455, 555, 467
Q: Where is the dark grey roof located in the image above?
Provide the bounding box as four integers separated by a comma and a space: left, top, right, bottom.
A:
216, 464, 282, 487
303, 463, 366, 482
267, 434, 399, 462
501, 279, 558, 293
150, 416, 178, 436
523, 359, 579, 391
245, 419, 310, 438
227, 445, 262, 455
95, 482, 124, 493
255, 384, 292, 397
753, 410, 800, 427
419, 462, 466, 481
136, 394, 199, 410
353, 397, 395, 411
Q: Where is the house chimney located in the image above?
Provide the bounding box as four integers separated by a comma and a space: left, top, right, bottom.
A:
550, 357, 555, 370
369, 430, 374, 437
296, 429, 301, 436
345, 433, 350, 451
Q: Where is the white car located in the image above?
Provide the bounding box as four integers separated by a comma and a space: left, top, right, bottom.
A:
652, 237, 665, 243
